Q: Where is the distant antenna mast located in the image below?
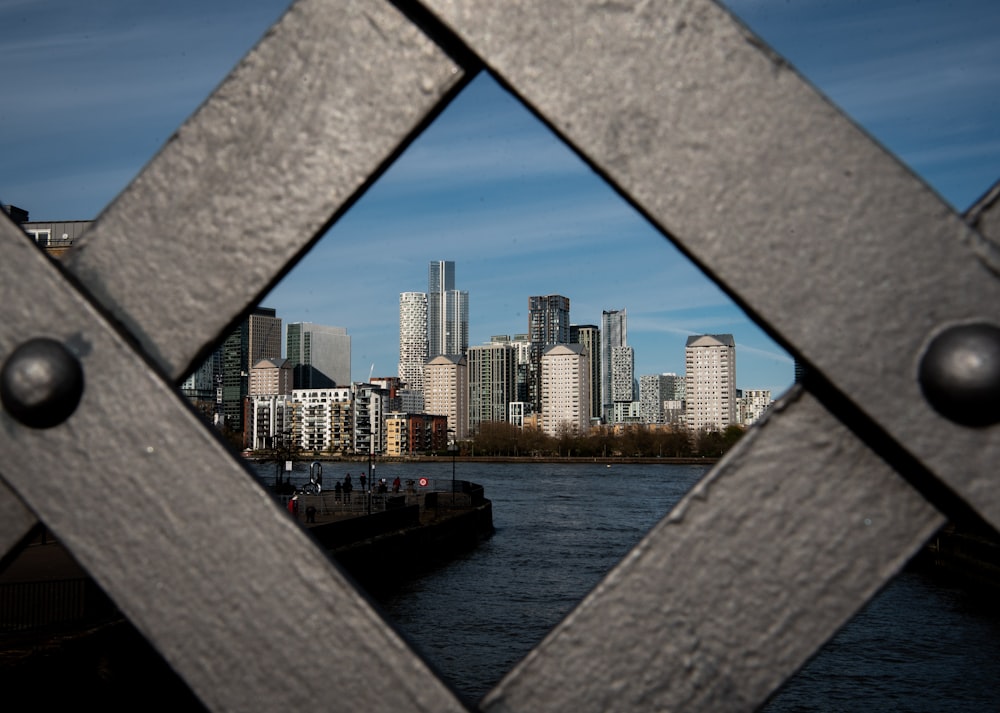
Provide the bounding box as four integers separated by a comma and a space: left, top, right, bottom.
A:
369, 363, 374, 382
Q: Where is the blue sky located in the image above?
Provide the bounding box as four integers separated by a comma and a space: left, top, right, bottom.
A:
2, 0, 998, 396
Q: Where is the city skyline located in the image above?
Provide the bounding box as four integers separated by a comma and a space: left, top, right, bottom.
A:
3, 1, 998, 397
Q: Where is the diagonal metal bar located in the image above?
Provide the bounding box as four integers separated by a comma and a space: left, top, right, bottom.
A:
0, 2, 988, 712
419, 0, 1000, 530
62, 0, 468, 384
966, 178, 1000, 244
0, 0, 470, 577
481, 387, 944, 713
0, 478, 37, 564
0, 222, 469, 712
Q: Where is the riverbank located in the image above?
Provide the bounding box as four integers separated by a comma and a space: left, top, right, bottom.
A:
0, 480, 494, 699
249, 454, 717, 466
282, 482, 495, 592
319, 500, 494, 593
911, 521, 1000, 592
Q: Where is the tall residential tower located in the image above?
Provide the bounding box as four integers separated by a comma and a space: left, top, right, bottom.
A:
398, 291, 428, 391
540, 343, 591, 437
685, 334, 737, 432
467, 338, 518, 434
527, 294, 570, 412
427, 260, 469, 359
600, 309, 628, 422
570, 324, 601, 425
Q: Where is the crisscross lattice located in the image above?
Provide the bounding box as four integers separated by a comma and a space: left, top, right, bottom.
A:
1, 1, 996, 711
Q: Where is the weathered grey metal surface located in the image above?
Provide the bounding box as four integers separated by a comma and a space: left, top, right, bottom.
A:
1, 0, 994, 711
481, 388, 943, 713
966, 179, 1000, 260
0, 222, 469, 712
62, 0, 466, 383
0, 479, 36, 560
419, 0, 1000, 530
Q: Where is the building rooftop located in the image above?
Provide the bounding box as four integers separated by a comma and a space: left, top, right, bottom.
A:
686, 334, 736, 347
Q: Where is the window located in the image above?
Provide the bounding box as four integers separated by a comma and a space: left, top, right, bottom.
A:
26, 228, 51, 245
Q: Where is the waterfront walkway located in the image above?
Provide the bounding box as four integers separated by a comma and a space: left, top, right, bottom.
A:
279, 478, 479, 528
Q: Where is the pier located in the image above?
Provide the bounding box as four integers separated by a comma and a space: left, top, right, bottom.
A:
282, 478, 494, 591
0, 479, 493, 684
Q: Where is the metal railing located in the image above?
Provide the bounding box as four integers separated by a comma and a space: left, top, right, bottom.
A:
0, 578, 114, 634
1, 1, 997, 711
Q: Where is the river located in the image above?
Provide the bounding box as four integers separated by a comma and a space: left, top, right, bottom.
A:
251, 460, 1000, 710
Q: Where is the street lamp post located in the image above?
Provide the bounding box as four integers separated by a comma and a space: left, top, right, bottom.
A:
448, 428, 457, 506
273, 431, 281, 488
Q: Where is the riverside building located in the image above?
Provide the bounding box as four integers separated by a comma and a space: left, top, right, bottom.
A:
528, 295, 571, 412
427, 260, 469, 360
570, 324, 602, 426
221, 307, 281, 434
739, 388, 773, 426
540, 343, 591, 438
467, 339, 518, 434
639, 373, 672, 425
423, 354, 468, 440
249, 358, 294, 397
600, 309, 627, 422
286, 322, 351, 389
685, 334, 737, 432
398, 291, 428, 391
292, 387, 352, 453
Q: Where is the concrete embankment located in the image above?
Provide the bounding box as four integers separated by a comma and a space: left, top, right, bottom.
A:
913, 522, 1000, 592
297, 489, 494, 592
316, 501, 494, 591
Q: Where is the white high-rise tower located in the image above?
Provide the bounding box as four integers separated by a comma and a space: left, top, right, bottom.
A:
398, 292, 428, 391
685, 334, 737, 432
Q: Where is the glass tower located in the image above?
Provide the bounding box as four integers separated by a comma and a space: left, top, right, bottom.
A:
427, 260, 468, 359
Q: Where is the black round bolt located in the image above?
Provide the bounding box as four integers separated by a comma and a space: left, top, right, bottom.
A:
918, 322, 1000, 427
1, 338, 84, 429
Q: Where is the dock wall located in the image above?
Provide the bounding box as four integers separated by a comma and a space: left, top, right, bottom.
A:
328, 501, 494, 592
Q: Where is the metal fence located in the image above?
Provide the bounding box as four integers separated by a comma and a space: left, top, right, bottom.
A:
0, 577, 115, 634
1, 1, 997, 711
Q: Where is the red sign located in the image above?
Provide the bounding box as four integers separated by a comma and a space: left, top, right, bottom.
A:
418, 477, 429, 487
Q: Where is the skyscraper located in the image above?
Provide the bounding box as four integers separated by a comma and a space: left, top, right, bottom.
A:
528, 295, 570, 412
467, 339, 518, 434
427, 260, 468, 359
685, 334, 737, 432
249, 308, 282, 370
221, 307, 281, 434
611, 345, 635, 404
601, 309, 627, 422
570, 324, 601, 426
510, 333, 533, 404
398, 291, 428, 391
286, 322, 351, 389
